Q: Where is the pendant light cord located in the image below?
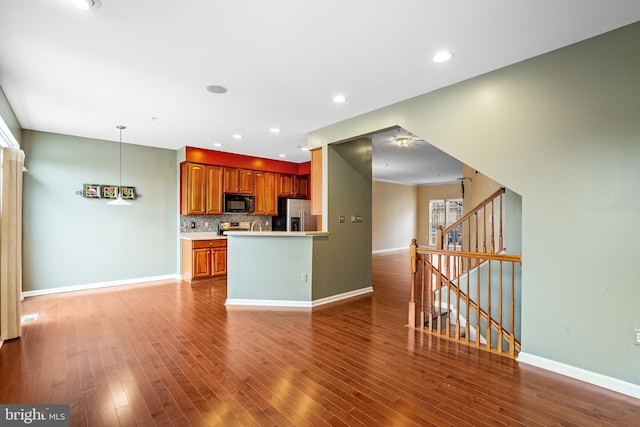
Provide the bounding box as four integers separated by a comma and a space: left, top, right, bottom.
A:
117, 125, 126, 196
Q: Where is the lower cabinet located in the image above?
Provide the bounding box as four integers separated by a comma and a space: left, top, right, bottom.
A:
181, 239, 227, 282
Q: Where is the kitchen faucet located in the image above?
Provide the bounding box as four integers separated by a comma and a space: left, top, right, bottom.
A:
250, 221, 262, 232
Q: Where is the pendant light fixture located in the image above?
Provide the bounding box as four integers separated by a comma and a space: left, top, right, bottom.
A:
107, 125, 132, 206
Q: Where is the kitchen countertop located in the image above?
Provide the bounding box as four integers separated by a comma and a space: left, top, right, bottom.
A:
224, 231, 329, 237
180, 232, 227, 241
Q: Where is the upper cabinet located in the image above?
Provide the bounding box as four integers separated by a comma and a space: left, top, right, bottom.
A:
182, 160, 310, 215
223, 168, 255, 194
181, 163, 223, 215
278, 174, 308, 198
252, 171, 278, 216
206, 165, 224, 214
311, 148, 322, 216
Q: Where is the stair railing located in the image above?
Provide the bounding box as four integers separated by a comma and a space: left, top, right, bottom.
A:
437, 187, 505, 252
409, 239, 522, 358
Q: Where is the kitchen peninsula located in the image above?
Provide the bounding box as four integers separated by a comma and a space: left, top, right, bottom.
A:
224, 230, 357, 307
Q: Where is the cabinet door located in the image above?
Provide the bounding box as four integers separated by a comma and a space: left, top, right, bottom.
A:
206, 165, 223, 214
238, 169, 255, 194
192, 247, 212, 278
223, 168, 254, 194
264, 172, 278, 215
253, 171, 267, 214
294, 175, 308, 198
223, 168, 239, 193
311, 148, 322, 215
278, 174, 293, 197
181, 162, 206, 215
254, 171, 278, 215
212, 248, 227, 276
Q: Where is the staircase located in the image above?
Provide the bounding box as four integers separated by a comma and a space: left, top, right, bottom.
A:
408, 188, 522, 358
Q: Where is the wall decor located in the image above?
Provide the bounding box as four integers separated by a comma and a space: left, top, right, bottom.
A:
77, 184, 141, 200
101, 185, 118, 199
120, 186, 136, 200
83, 184, 101, 198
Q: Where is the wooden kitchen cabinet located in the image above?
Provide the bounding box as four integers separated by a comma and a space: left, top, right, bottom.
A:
252, 171, 278, 215
294, 175, 308, 198
223, 168, 254, 194
278, 174, 308, 198
181, 239, 227, 282
311, 147, 322, 216
212, 245, 227, 275
192, 246, 212, 278
181, 163, 223, 215
206, 165, 224, 214
181, 162, 206, 214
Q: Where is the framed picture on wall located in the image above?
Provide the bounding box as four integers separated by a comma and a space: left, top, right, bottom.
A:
121, 186, 136, 200
83, 183, 101, 198
101, 185, 118, 199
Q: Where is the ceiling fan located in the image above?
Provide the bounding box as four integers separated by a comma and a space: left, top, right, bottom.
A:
391, 130, 421, 149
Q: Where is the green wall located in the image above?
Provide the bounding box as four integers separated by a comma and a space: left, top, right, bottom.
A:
226, 235, 313, 302
21, 130, 178, 291
312, 138, 372, 300
310, 23, 640, 384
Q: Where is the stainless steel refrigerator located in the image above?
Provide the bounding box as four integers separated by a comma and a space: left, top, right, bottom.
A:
272, 198, 317, 231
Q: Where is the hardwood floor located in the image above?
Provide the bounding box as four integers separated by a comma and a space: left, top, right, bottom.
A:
1, 251, 638, 426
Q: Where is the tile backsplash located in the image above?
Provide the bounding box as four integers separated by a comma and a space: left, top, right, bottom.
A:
180, 214, 273, 233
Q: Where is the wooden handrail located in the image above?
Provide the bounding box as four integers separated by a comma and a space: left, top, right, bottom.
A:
441, 187, 505, 237
409, 186, 520, 358
408, 239, 417, 328
422, 255, 521, 351
413, 246, 522, 358
416, 248, 521, 263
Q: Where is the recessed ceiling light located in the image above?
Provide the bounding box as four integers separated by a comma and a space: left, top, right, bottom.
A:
232, 134, 243, 140
432, 51, 453, 63
270, 128, 281, 133
298, 146, 310, 152
206, 85, 228, 94
332, 94, 347, 103
279, 154, 287, 158
70, 0, 101, 9
213, 143, 223, 147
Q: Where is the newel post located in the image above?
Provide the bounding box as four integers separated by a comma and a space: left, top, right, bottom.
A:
408, 239, 418, 328
436, 226, 444, 250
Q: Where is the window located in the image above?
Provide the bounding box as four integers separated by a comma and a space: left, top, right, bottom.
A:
429, 198, 463, 245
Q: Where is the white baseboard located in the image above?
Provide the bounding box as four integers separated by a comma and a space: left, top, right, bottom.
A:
226, 286, 374, 308
372, 247, 407, 254
21, 274, 180, 298
225, 298, 312, 308
518, 352, 640, 399
311, 286, 373, 307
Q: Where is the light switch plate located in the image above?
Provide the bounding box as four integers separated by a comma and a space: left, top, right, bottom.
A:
339, 215, 345, 223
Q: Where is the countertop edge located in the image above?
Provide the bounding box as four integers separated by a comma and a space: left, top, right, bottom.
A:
225, 231, 329, 237
180, 233, 228, 241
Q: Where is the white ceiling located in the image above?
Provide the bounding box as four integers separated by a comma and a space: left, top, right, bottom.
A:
1, 1, 640, 184
371, 128, 462, 186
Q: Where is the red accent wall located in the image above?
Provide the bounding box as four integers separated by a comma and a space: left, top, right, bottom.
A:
186, 146, 309, 175
297, 161, 311, 175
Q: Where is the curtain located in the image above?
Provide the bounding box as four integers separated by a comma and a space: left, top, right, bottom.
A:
0, 147, 24, 341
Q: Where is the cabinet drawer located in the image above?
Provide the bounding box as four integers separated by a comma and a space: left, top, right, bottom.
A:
193, 239, 227, 249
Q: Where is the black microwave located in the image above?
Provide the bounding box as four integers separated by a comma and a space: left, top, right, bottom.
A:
223, 193, 255, 213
